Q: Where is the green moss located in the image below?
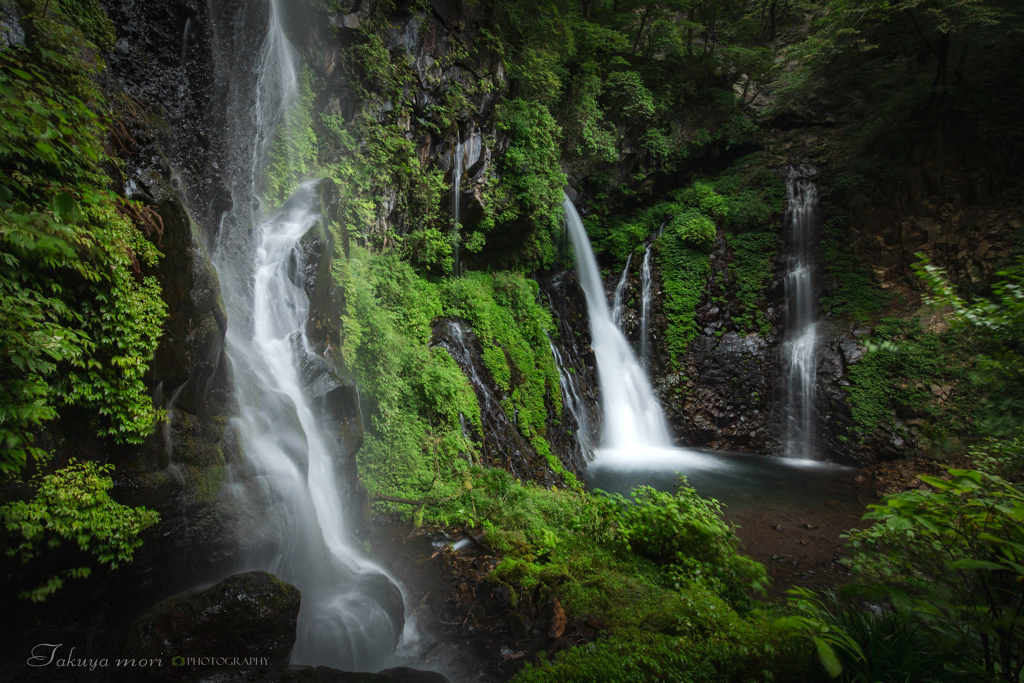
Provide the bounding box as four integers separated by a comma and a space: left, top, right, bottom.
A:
726, 232, 777, 336
657, 237, 712, 363
264, 65, 320, 205
819, 212, 891, 320
336, 244, 572, 502
450, 272, 562, 437
476, 100, 567, 270
846, 318, 980, 445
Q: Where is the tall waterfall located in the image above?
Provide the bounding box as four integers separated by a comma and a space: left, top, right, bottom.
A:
213, 0, 402, 670
781, 166, 820, 459
639, 245, 653, 367
611, 253, 632, 328
562, 197, 671, 452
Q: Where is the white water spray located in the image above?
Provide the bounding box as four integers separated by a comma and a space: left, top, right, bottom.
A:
781, 166, 820, 459
548, 335, 594, 464
562, 197, 671, 455
213, 0, 403, 671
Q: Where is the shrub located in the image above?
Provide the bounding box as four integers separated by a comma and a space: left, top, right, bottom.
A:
843, 469, 1024, 682
604, 480, 768, 604
776, 589, 965, 682
1, 461, 160, 601
668, 209, 716, 253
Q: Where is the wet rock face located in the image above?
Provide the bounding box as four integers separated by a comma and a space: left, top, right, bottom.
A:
673, 331, 777, 451
309, 1, 507, 248
295, 179, 369, 539
427, 271, 600, 483
605, 235, 787, 454
431, 319, 562, 484
122, 571, 301, 678
541, 273, 601, 471
99, 0, 233, 244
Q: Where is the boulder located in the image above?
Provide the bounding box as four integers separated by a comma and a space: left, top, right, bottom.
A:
122, 571, 301, 677
182, 665, 450, 682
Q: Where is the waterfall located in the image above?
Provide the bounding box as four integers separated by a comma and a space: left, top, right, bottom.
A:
180, 17, 192, 63
451, 138, 462, 277
213, 0, 403, 671
562, 197, 671, 452
639, 245, 653, 368
548, 335, 594, 465
781, 165, 820, 459
611, 253, 632, 329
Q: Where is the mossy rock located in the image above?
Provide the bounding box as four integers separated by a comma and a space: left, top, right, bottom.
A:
640, 586, 740, 640
122, 571, 301, 678
183, 665, 450, 682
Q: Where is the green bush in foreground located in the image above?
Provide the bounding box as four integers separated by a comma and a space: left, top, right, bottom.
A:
1, 461, 160, 602
779, 466, 1024, 682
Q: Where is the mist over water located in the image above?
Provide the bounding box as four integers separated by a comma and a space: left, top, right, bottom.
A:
213, 0, 402, 670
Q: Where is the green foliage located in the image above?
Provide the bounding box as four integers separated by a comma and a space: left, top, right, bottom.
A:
604, 71, 655, 121
657, 233, 711, 363
667, 209, 716, 253
711, 157, 787, 233
600, 480, 768, 603
1, 460, 160, 601
726, 231, 777, 336
336, 244, 573, 502
337, 244, 477, 501
841, 468, 1024, 682
0, 10, 167, 472
512, 620, 806, 683
845, 318, 978, 443
969, 437, 1024, 482
416, 468, 801, 683
776, 588, 964, 682
917, 256, 1024, 435
678, 181, 728, 221
264, 65, 320, 205
449, 271, 563, 446
781, 0, 1005, 92
819, 213, 890, 320
481, 100, 567, 270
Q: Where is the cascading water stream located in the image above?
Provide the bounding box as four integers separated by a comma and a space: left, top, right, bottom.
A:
562, 196, 671, 455
212, 0, 403, 671
781, 165, 820, 459
639, 245, 653, 368
547, 335, 594, 464
611, 253, 632, 329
